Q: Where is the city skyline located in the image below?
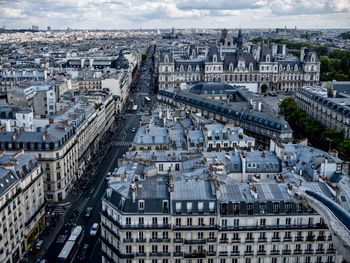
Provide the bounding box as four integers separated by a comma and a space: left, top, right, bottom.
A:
1, 0, 350, 30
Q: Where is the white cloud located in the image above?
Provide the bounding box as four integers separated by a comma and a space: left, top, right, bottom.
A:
0, 0, 349, 29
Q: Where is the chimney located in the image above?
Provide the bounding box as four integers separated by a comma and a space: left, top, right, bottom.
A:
300, 47, 306, 62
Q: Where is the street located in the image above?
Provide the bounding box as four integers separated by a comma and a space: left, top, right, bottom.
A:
39, 45, 156, 263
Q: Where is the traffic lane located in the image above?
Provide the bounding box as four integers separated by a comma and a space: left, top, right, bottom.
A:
78, 117, 140, 261
44, 145, 121, 262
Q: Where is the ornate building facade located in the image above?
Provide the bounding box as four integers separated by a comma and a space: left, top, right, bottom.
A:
158, 30, 320, 93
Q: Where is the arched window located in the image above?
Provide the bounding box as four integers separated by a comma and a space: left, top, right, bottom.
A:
229, 63, 234, 71
266, 55, 270, 62
180, 65, 184, 71
164, 54, 169, 63
311, 54, 315, 62
287, 64, 290, 71
294, 64, 298, 71
213, 54, 217, 63
188, 65, 192, 72
249, 63, 253, 71
196, 65, 200, 71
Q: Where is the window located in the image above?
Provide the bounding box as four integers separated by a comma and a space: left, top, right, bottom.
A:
159, 164, 164, 171
187, 218, 192, 226
126, 245, 132, 254
187, 202, 193, 213
198, 202, 203, 212
198, 218, 204, 226
176, 218, 181, 226
209, 217, 215, 226
209, 202, 215, 212
152, 217, 157, 225
176, 202, 181, 213
126, 217, 131, 225
163, 217, 168, 225
138, 200, 144, 210
138, 217, 144, 225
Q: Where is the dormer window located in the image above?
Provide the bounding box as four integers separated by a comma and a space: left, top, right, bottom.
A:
187, 202, 193, 213
287, 64, 290, 71
311, 54, 315, 62
196, 65, 200, 71
138, 200, 144, 210
164, 54, 169, 63
213, 54, 217, 63
294, 64, 298, 71
229, 63, 234, 71
249, 63, 253, 71
188, 65, 192, 72
180, 65, 184, 71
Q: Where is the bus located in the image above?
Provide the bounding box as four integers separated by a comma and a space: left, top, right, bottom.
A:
144, 96, 151, 103
57, 226, 84, 263
132, 105, 138, 112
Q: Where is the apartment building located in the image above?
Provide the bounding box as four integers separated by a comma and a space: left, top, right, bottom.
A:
100, 161, 342, 263
157, 89, 293, 147
0, 92, 115, 201
0, 151, 45, 263
295, 87, 350, 138
0, 106, 34, 132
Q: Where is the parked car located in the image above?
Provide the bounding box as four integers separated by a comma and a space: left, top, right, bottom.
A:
90, 223, 99, 236
131, 127, 136, 132
77, 244, 89, 261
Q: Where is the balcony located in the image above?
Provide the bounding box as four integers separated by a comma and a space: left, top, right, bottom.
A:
123, 238, 134, 243
231, 251, 240, 256
149, 252, 171, 257
295, 236, 304, 242
219, 238, 229, 243
207, 238, 217, 243
184, 239, 206, 245
317, 236, 326, 241
244, 251, 254, 256
184, 252, 206, 258
270, 250, 280, 255
271, 237, 280, 242
231, 238, 241, 243
257, 250, 266, 255
327, 249, 336, 254
283, 237, 292, 242
219, 251, 228, 256
306, 235, 315, 242
282, 249, 291, 255
258, 237, 267, 242
135, 238, 146, 243
316, 249, 325, 254
245, 238, 254, 243
206, 251, 216, 256
173, 252, 184, 257
173, 238, 184, 243
304, 249, 314, 254
135, 252, 146, 257
294, 250, 303, 254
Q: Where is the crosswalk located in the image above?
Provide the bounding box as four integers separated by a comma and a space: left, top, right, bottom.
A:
111, 141, 132, 147
52, 205, 70, 216
71, 197, 89, 214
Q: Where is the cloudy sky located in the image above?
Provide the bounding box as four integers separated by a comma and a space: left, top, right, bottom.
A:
0, 0, 349, 30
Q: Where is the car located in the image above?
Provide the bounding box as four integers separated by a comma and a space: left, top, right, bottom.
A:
131, 127, 136, 133
90, 223, 99, 236
85, 207, 92, 218
77, 244, 89, 261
